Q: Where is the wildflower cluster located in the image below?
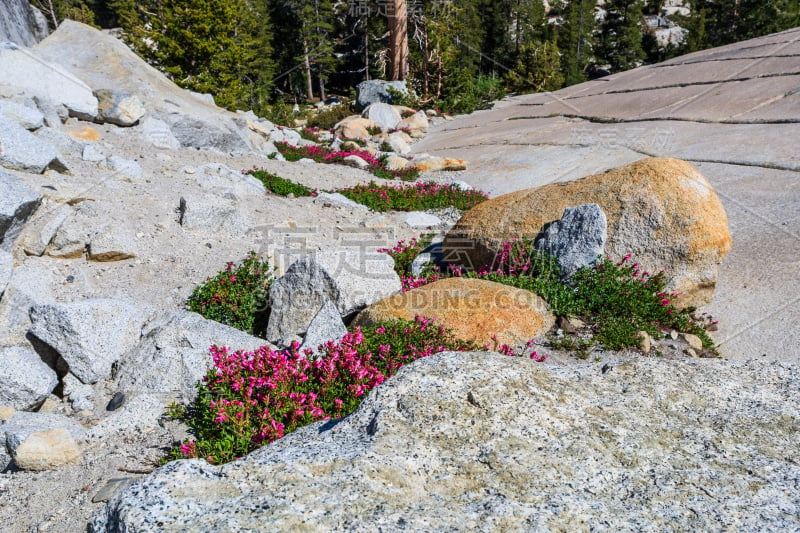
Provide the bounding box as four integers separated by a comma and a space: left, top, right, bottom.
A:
274, 142, 420, 181
169, 316, 479, 464
336, 181, 489, 212
299, 127, 323, 143
186, 252, 273, 336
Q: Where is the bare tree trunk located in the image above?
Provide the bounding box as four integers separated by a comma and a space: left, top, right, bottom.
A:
303, 39, 314, 101
388, 0, 408, 80
319, 77, 326, 102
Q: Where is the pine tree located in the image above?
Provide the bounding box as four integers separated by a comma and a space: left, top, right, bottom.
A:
111, 0, 274, 114
561, 0, 596, 85
595, 0, 646, 72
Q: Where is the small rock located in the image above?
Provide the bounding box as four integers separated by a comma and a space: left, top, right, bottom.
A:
0, 346, 58, 410
88, 226, 138, 262
681, 332, 704, 351
178, 195, 253, 235
66, 124, 101, 142
399, 110, 429, 133
0, 100, 45, 130
685, 348, 699, 358
106, 392, 125, 412
335, 117, 379, 140
106, 155, 144, 179
384, 154, 409, 171
82, 144, 106, 162
669, 329, 679, 340
637, 331, 651, 353
556, 316, 577, 334
312, 192, 368, 211
0, 405, 15, 420
11, 428, 81, 471
402, 212, 443, 228
385, 130, 412, 154
411, 156, 468, 173
0, 116, 63, 173
92, 478, 135, 503
94, 89, 146, 126
19, 205, 71, 256
342, 155, 370, 170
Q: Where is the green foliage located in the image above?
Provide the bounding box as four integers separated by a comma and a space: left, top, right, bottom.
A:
595, 0, 647, 72
561, 0, 595, 85
306, 105, 354, 129
186, 252, 273, 336
380, 233, 436, 278
113, 0, 275, 115
437, 71, 505, 115
506, 39, 565, 94
245, 169, 316, 197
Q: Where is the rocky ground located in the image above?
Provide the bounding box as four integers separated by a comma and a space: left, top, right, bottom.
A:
1, 18, 798, 533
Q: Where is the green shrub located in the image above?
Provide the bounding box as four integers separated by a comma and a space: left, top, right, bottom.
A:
438, 71, 505, 115
186, 252, 273, 336
245, 168, 316, 196
306, 104, 354, 129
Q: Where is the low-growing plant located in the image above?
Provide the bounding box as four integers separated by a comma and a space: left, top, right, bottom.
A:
274, 143, 420, 181
166, 316, 483, 464
306, 104, 354, 129
366, 125, 383, 136
245, 168, 316, 197
379, 237, 718, 354
186, 252, 273, 336
378, 232, 436, 278
299, 127, 323, 143
336, 181, 489, 212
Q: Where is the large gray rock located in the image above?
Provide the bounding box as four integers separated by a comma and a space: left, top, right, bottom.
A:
0, 100, 44, 130
298, 299, 347, 356
0, 346, 58, 410
355, 79, 408, 112
0, 115, 63, 173
534, 203, 608, 280
161, 114, 251, 153
29, 299, 153, 384
0, 0, 49, 46
0, 170, 41, 249
362, 103, 402, 132
91, 354, 800, 532
94, 89, 145, 126
266, 248, 401, 347
113, 311, 270, 402
0, 43, 98, 119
